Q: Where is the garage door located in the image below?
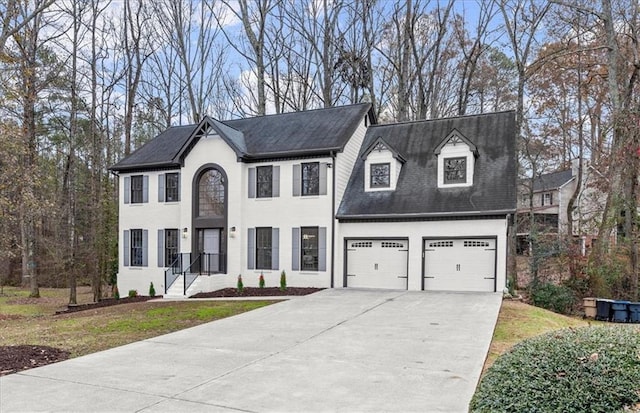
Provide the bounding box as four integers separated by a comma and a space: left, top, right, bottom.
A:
346, 240, 408, 289
423, 238, 496, 292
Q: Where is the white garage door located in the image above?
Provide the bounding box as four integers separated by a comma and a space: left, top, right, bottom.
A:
346, 240, 408, 289
423, 238, 496, 292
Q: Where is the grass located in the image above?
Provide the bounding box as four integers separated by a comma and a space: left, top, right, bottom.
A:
0, 286, 276, 358
484, 299, 594, 370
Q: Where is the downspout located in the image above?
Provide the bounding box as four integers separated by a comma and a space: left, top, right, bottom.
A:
330, 151, 337, 288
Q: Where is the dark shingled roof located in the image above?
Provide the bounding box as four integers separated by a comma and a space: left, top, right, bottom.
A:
110, 103, 372, 171
532, 169, 574, 192
337, 111, 517, 219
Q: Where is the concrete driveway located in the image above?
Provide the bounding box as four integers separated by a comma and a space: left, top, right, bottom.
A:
0, 289, 501, 413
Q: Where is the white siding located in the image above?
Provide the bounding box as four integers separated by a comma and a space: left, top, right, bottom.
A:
241, 158, 334, 289
117, 170, 181, 295
335, 119, 367, 209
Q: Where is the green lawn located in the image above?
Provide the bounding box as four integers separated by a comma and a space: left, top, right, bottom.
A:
0, 286, 277, 358
485, 299, 594, 370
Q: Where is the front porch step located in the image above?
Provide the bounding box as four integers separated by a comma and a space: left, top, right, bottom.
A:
163, 274, 201, 298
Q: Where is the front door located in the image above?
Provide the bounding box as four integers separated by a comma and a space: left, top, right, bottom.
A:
198, 229, 221, 273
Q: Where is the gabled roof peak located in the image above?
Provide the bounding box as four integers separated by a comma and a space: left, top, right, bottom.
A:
434, 129, 478, 157
361, 136, 406, 163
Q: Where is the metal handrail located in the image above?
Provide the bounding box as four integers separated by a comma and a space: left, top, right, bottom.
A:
164, 254, 186, 294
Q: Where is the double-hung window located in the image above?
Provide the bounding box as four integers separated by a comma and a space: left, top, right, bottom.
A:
542, 192, 553, 206
130, 229, 143, 266
131, 175, 144, 203
255, 227, 272, 269
301, 227, 319, 271
165, 229, 179, 266
256, 166, 273, 198
165, 173, 179, 202
301, 162, 319, 196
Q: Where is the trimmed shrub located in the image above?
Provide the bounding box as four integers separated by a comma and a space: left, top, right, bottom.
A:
259, 273, 265, 289
280, 270, 287, 291
530, 281, 576, 314
128, 289, 138, 298
237, 274, 244, 293
114, 286, 120, 300
149, 282, 156, 297
471, 326, 640, 412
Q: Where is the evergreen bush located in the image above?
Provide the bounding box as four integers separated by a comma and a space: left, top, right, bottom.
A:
280, 270, 287, 291
149, 282, 156, 297
128, 289, 138, 298
471, 326, 640, 412
114, 286, 120, 299
237, 274, 244, 293
259, 273, 265, 289
530, 281, 576, 314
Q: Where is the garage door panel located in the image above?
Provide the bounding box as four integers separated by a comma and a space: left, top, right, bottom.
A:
347, 240, 407, 289
423, 238, 495, 292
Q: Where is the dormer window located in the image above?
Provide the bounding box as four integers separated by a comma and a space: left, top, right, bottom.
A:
435, 129, 477, 189
362, 137, 406, 192
444, 157, 466, 184
370, 163, 390, 188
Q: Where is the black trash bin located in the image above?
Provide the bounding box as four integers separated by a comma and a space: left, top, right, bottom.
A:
611, 300, 630, 322
629, 303, 640, 323
596, 299, 613, 321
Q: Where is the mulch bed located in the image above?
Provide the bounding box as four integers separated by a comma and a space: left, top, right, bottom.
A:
54, 296, 154, 315
0, 345, 70, 376
190, 287, 323, 298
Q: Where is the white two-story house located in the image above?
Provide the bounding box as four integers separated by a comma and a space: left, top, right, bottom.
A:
110, 104, 516, 296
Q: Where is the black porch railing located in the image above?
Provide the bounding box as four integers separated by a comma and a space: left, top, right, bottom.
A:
164, 253, 226, 295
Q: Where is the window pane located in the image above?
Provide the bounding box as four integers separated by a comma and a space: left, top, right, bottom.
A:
131, 229, 143, 266
199, 169, 225, 216
165, 173, 179, 202
301, 227, 318, 271
444, 157, 466, 184
302, 163, 319, 196
131, 175, 143, 203
165, 229, 179, 266
256, 227, 272, 269
370, 163, 390, 188
256, 166, 273, 198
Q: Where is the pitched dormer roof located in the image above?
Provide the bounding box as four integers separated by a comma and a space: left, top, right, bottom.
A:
361, 136, 406, 163
433, 128, 478, 157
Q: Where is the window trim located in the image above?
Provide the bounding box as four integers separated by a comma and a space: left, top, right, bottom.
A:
255, 227, 272, 270
165, 229, 179, 267
130, 229, 143, 267
256, 166, 273, 198
301, 226, 319, 271
165, 173, 179, 202
301, 162, 320, 196
131, 175, 144, 204
542, 192, 553, 206
197, 169, 225, 217
370, 162, 391, 188
443, 156, 467, 185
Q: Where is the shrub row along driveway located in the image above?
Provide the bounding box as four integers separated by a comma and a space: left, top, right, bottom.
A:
0, 289, 501, 412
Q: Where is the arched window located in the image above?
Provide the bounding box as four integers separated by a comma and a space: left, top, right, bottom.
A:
198, 169, 225, 217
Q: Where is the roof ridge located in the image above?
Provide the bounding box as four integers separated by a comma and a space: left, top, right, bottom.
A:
369, 110, 515, 128
223, 102, 371, 122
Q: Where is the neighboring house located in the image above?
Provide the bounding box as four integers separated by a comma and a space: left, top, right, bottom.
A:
110, 104, 516, 296
516, 160, 604, 255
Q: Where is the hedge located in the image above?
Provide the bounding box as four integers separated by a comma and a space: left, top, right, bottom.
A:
471, 326, 640, 412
